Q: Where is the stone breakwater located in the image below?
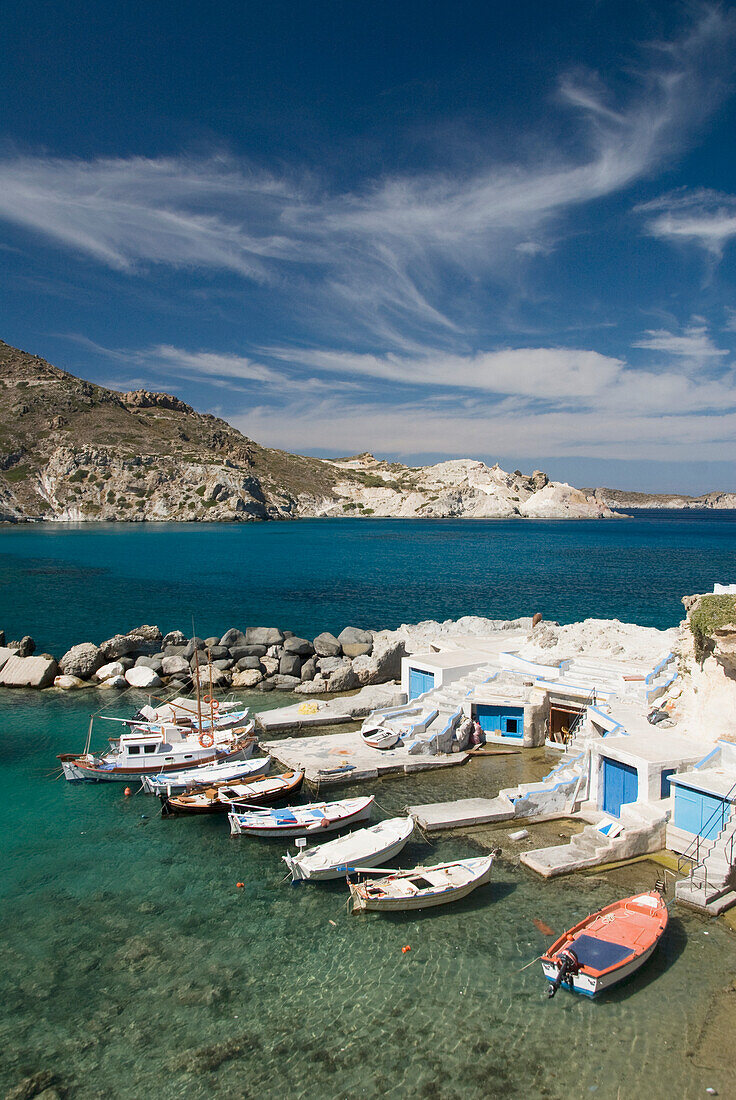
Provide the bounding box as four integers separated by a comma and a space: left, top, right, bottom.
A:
0, 624, 404, 695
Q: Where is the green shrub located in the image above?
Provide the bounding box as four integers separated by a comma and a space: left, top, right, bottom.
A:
68, 469, 88, 482
690, 595, 736, 665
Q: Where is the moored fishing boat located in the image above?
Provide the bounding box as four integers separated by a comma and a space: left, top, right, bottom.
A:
361, 725, 400, 750
348, 851, 499, 912
284, 816, 414, 881
228, 795, 375, 837
541, 889, 668, 998
161, 768, 303, 815
141, 751, 264, 794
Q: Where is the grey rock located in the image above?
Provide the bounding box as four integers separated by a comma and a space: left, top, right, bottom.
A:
212, 658, 234, 671
246, 626, 284, 646
283, 636, 314, 656
0, 630, 4, 646
59, 642, 102, 679
237, 656, 263, 671
300, 656, 318, 681
295, 676, 328, 694
206, 645, 229, 660
136, 655, 164, 672
256, 679, 275, 691
162, 629, 187, 648
95, 660, 125, 681
270, 673, 301, 690
125, 666, 163, 689
231, 668, 263, 689
16, 635, 36, 658
230, 644, 267, 660
54, 674, 88, 690
352, 637, 406, 685
220, 628, 247, 648
328, 663, 360, 691
313, 631, 342, 657
279, 653, 302, 677
163, 644, 188, 657
184, 637, 206, 659
261, 655, 279, 676
118, 656, 136, 672
0, 654, 58, 688
129, 624, 163, 643
204, 636, 220, 647
337, 626, 373, 658
193, 665, 230, 688
162, 655, 190, 678
282, 629, 294, 638
0, 645, 15, 672
167, 678, 190, 693
317, 656, 345, 675
99, 674, 127, 689
99, 633, 141, 661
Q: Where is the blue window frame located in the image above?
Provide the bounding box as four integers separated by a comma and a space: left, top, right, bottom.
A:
475, 704, 524, 739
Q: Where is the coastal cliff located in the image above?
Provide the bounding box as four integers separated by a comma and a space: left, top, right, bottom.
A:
589, 487, 736, 510
0, 338, 615, 522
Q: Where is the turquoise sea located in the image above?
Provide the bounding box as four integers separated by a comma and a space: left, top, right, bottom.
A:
2, 513, 736, 1099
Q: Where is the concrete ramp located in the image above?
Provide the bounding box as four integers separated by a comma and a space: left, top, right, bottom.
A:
408, 796, 515, 832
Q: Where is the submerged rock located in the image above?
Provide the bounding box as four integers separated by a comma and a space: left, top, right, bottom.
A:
53, 674, 88, 690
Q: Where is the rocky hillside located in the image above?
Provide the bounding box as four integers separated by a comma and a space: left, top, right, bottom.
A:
0, 338, 614, 522
589, 487, 736, 509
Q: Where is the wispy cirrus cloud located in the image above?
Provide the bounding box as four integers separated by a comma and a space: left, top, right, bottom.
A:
632, 323, 729, 359
0, 6, 733, 347
638, 188, 736, 257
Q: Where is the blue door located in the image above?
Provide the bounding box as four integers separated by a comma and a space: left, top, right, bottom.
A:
601, 758, 638, 817
673, 785, 728, 840
475, 704, 524, 739
660, 768, 676, 799
409, 668, 435, 699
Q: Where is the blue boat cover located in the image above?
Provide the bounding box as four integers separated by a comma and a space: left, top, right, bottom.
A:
570, 934, 633, 971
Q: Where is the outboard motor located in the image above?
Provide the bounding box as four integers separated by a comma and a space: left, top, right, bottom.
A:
547, 948, 579, 998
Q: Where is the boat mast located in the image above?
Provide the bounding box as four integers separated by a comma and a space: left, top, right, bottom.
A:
192, 616, 203, 731
208, 648, 215, 727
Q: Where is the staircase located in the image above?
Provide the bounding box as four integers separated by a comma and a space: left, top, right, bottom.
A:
676, 804, 736, 914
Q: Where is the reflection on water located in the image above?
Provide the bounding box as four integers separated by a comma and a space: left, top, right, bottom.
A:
1, 689, 735, 1099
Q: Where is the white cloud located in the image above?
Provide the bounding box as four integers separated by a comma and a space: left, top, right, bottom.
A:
638, 188, 736, 257
632, 324, 729, 359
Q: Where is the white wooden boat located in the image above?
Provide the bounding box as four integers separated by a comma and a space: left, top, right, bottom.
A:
141, 751, 267, 795
541, 890, 668, 998
59, 721, 256, 782
228, 795, 374, 837
128, 698, 251, 735
361, 725, 400, 750
161, 769, 303, 815
349, 851, 499, 912
284, 817, 414, 881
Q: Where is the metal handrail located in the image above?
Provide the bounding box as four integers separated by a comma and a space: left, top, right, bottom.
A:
676, 780, 736, 876
563, 688, 596, 745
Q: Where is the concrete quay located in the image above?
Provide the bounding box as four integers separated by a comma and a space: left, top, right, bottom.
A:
260, 728, 468, 786
407, 796, 516, 832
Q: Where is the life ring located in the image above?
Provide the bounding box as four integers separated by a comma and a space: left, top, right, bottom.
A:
203, 696, 220, 710
199, 731, 215, 749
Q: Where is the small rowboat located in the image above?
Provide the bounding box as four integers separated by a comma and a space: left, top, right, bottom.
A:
361, 725, 400, 750
228, 795, 374, 837
349, 850, 499, 912
284, 817, 414, 881
161, 770, 304, 816
541, 890, 668, 998
141, 753, 270, 795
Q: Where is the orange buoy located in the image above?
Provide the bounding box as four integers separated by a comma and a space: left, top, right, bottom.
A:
402, 945, 411, 954
236, 882, 245, 888
124, 786, 132, 797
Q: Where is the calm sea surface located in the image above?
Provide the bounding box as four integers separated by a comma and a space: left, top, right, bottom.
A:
2, 513, 736, 1098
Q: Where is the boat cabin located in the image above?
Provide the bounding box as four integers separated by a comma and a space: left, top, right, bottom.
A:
114, 731, 199, 765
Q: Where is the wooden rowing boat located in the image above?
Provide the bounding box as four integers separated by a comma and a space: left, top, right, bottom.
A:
141, 753, 267, 794
161, 769, 303, 816
361, 725, 400, 750
284, 817, 414, 881
228, 795, 375, 837
541, 890, 668, 998
349, 850, 500, 912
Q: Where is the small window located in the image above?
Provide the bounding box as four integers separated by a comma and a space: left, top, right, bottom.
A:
128, 745, 141, 755
184, 755, 193, 760
144, 744, 157, 754
505, 718, 518, 734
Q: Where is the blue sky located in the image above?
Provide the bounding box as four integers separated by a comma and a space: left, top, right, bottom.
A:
1, 1, 736, 492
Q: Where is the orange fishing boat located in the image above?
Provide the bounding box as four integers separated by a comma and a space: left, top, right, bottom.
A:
541, 889, 668, 998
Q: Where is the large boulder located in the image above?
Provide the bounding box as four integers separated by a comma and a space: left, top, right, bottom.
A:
136, 655, 164, 672
220, 628, 247, 649
279, 653, 302, 677
337, 627, 373, 658
99, 634, 140, 661
129, 624, 163, 643
163, 644, 188, 657
231, 644, 267, 660
125, 666, 163, 690
261, 656, 279, 676
0, 645, 17, 672
184, 637, 206, 659
295, 676, 328, 694
162, 655, 190, 678
206, 645, 229, 661
328, 663, 360, 691
204, 636, 220, 647
283, 636, 314, 657
14, 635, 36, 658
162, 629, 187, 648
317, 656, 346, 676
237, 656, 263, 671
212, 658, 234, 671
95, 660, 125, 681
193, 665, 230, 688
351, 637, 406, 685
54, 674, 88, 690
231, 668, 263, 689
99, 674, 126, 689
300, 656, 318, 681
270, 673, 301, 691
246, 627, 284, 647
313, 631, 342, 657
59, 642, 102, 679
0, 654, 58, 688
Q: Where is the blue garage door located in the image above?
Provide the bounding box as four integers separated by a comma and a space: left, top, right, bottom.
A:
601, 758, 638, 817
475, 704, 524, 739
409, 668, 435, 699
673, 785, 729, 840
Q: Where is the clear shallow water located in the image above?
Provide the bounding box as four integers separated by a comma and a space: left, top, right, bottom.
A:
0, 512, 735, 652
2, 689, 735, 1099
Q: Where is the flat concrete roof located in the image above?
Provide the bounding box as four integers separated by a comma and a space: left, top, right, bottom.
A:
669, 767, 736, 799
406, 650, 490, 669
596, 730, 705, 766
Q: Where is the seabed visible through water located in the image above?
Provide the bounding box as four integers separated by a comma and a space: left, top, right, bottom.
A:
2, 688, 736, 1100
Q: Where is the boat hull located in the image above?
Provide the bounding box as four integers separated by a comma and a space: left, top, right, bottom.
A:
59, 732, 255, 783
350, 854, 496, 912
229, 797, 374, 838
162, 771, 304, 816
285, 818, 414, 881
140, 752, 266, 794
541, 941, 658, 997
361, 726, 400, 750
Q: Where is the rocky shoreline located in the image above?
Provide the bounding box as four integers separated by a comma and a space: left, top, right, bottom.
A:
0, 623, 405, 695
